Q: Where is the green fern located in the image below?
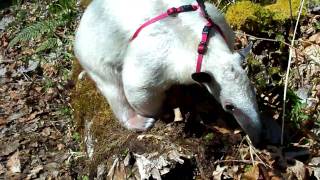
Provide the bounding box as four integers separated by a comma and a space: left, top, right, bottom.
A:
36, 38, 59, 53
9, 18, 65, 47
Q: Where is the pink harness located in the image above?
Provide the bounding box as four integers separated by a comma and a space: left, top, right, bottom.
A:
130, 3, 226, 73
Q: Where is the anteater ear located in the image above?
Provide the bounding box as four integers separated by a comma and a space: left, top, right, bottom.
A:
191, 72, 211, 83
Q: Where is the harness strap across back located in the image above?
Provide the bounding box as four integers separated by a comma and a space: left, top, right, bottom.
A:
129, 3, 227, 73
130, 5, 199, 42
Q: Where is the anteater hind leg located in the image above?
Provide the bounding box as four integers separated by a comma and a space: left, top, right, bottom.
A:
90, 73, 156, 131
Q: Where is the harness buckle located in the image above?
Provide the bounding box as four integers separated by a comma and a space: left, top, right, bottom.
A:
167, 7, 178, 16
179, 5, 197, 12
198, 41, 207, 54
202, 25, 211, 34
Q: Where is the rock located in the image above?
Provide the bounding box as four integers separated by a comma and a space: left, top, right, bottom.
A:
309, 157, 320, 166
309, 157, 320, 180
295, 86, 311, 104
314, 168, 320, 180
17, 60, 39, 74
286, 160, 307, 180
0, 163, 5, 175
0, 16, 14, 32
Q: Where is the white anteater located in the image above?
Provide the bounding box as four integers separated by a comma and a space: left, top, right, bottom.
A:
75, 0, 263, 144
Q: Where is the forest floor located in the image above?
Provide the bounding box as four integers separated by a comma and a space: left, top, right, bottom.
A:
0, 1, 82, 179
0, 0, 319, 179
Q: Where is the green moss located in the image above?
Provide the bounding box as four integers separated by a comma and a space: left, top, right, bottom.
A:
226, 1, 262, 29
268, 67, 281, 75
225, 0, 306, 30
247, 55, 262, 66
255, 72, 267, 87
265, 0, 305, 21
203, 133, 214, 143
71, 60, 168, 171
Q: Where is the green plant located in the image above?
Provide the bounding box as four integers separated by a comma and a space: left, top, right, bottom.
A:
203, 133, 214, 143
59, 106, 72, 116
78, 175, 89, 180
315, 21, 320, 30
286, 90, 310, 127
12, 0, 23, 6
44, 78, 55, 90
72, 132, 81, 142
9, 0, 77, 53
9, 19, 64, 47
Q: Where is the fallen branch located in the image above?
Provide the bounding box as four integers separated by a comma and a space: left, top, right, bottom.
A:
281, 0, 306, 145
236, 32, 297, 50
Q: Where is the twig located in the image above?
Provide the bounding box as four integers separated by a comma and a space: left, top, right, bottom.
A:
288, 0, 294, 29
239, 32, 319, 48
249, 142, 255, 165
294, 48, 304, 87
0, 59, 15, 63
220, 2, 231, 12
213, 159, 261, 165
237, 32, 297, 50
297, 39, 319, 46
281, 0, 305, 145
245, 136, 271, 168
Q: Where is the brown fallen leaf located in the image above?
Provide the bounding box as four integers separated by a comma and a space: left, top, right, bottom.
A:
309, 32, 320, 44
7, 151, 21, 174
212, 165, 226, 180
242, 164, 260, 180
259, 164, 283, 180
41, 63, 58, 77
213, 126, 231, 134
26, 165, 43, 180
57, 143, 65, 151
0, 140, 19, 156
7, 111, 27, 122
41, 127, 51, 136
19, 110, 44, 123
0, 117, 7, 126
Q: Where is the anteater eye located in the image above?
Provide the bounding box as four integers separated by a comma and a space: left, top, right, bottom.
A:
225, 104, 235, 111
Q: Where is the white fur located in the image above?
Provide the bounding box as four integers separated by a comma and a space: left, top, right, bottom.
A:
75, 0, 262, 142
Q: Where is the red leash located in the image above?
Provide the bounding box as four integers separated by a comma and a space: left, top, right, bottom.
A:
130, 3, 227, 73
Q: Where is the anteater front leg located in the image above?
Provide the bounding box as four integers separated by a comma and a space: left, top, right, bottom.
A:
90, 73, 155, 131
